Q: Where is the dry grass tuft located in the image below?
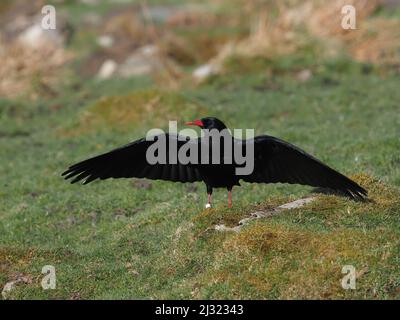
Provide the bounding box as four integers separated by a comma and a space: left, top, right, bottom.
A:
102, 11, 150, 46
0, 247, 37, 287
345, 18, 400, 65
0, 41, 72, 99
307, 0, 400, 64
193, 206, 250, 230
350, 173, 400, 207
307, 0, 381, 37
201, 0, 400, 78
233, 5, 312, 58
0, 0, 72, 99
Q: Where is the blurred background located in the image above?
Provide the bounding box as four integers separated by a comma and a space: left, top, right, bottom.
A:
1, 0, 400, 299
1, 0, 400, 100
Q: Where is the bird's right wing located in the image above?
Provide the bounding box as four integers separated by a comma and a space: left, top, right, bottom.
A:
62, 134, 202, 184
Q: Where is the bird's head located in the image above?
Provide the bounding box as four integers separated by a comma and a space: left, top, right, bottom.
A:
185, 117, 227, 131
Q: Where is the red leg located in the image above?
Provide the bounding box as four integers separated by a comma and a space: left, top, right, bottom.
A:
206, 186, 213, 208
228, 190, 232, 208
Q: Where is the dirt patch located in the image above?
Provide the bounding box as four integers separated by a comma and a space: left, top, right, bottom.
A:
0, 247, 37, 295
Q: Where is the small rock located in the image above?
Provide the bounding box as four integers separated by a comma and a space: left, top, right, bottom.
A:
97, 35, 114, 48
296, 69, 312, 82
117, 45, 163, 77
114, 214, 126, 221
18, 23, 64, 48
97, 59, 118, 79
130, 270, 139, 276
67, 216, 77, 226
2, 275, 32, 299
113, 208, 127, 220
192, 64, 218, 81
70, 292, 81, 300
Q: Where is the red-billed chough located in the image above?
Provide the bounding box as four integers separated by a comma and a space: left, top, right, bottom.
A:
62, 117, 367, 207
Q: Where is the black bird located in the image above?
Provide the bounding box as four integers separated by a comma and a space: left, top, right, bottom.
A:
62, 117, 367, 207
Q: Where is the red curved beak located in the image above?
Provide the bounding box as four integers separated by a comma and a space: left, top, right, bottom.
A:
185, 119, 204, 127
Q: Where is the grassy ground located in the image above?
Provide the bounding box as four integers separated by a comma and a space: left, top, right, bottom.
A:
1, 54, 399, 299
1, 0, 400, 301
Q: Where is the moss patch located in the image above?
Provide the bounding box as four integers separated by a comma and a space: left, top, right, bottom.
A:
181, 174, 400, 299
63, 88, 208, 135
203, 224, 398, 299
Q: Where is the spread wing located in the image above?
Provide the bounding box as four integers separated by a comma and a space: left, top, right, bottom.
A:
62, 134, 202, 184
240, 135, 367, 200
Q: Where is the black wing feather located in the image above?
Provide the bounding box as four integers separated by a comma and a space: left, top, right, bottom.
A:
62, 134, 202, 184
241, 135, 367, 200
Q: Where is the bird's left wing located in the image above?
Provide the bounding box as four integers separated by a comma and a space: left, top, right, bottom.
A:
239, 135, 367, 200
62, 134, 202, 184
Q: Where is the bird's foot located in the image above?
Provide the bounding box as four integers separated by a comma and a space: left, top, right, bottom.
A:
205, 203, 212, 209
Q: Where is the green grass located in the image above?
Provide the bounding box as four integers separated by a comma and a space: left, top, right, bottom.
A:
1, 56, 399, 299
